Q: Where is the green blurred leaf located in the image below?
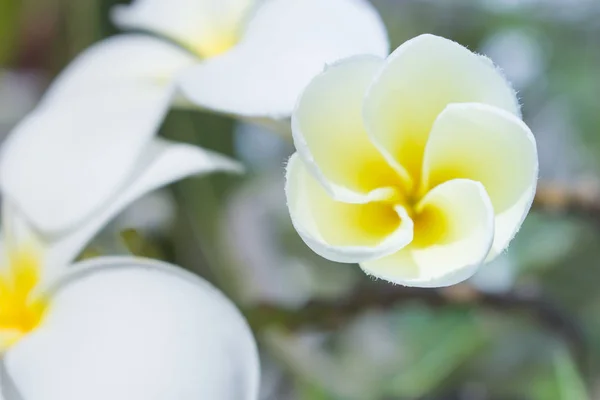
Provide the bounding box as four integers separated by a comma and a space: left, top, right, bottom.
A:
513, 212, 582, 273
388, 310, 488, 398
299, 383, 332, 400
0, 0, 20, 65
120, 228, 163, 259
76, 247, 103, 261
554, 348, 589, 400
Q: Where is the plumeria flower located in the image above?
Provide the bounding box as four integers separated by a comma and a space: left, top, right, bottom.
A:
112, 0, 389, 119
0, 100, 257, 399
23, 0, 388, 152
0, 204, 259, 399
286, 34, 539, 287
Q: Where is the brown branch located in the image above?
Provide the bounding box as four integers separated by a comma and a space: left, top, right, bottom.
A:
534, 181, 600, 221
251, 282, 587, 371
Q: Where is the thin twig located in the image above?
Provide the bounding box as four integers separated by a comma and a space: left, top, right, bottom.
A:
534, 181, 600, 222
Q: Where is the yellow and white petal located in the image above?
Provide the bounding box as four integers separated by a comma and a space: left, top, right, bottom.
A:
286, 154, 413, 264
363, 34, 520, 181
4, 257, 259, 400
0, 202, 40, 261
292, 55, 410, 202
0, 35, 195, 237
178, 0, 389, 119
112, 0, 255, 58
0, 202, 46, 306
41, 139, 242, 275
421, 103, 538, 257
361, 179, 495, 287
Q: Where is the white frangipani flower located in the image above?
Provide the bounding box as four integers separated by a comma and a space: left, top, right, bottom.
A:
111, 0, 389, 118
0, 201, 259, 400
286, 34, 539, 287
33, 0, 387, 131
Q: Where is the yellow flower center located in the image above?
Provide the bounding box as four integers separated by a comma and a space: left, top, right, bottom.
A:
0, 245, 47, 350
194, 31, 240, 59
356, 159, 451, 249
189, 1, 255, 59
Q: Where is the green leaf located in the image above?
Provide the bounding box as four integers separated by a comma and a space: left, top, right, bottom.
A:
388, 310, 488, 398
119, 228, 163, 259
554, 348, 589, 400
0, 0, 20, 65
298, 383, 333, 400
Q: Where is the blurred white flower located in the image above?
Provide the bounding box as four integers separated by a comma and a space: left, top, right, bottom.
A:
0, 201, 259, 400
112, 0, 389, 120
286, 34, 538, 287
33, 0, 388, 147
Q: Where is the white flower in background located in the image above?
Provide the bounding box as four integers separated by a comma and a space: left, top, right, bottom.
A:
0, 201, 259, 399
25, 0, 387, 145
286, 34, 538, 287
112, 0, 389, 119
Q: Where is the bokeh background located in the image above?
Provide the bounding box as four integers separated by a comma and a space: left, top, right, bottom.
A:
2, 0, 600, 398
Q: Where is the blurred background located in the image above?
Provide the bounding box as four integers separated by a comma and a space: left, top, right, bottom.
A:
2, 0, 600, 398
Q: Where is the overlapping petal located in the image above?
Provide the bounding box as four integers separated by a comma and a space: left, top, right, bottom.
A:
286, 154, 413, 263
112, 0, 256, 58
178, 0, 389, 119
5, 257, 260, 400
363, 34, 520, 181
361, 179, 495, 287
421, 103, 538, 258
292, 55, 410, 203
0, 35, 196, 237
41, 139, 242, 277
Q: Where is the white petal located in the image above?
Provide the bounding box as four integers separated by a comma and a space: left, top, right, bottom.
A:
364, 34, 520, 181
112, 0, 255, 58
0, 35, 196, 236
421, 103, 538, 258
42, 139, 242, 275
361, 179, 495, 287
5, 257, 260, 400
178, 0, 389, 119
292, 55, 411, 202
39, 35, 196, 106
286, 153, 413, 264
0, 202, 39, 257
